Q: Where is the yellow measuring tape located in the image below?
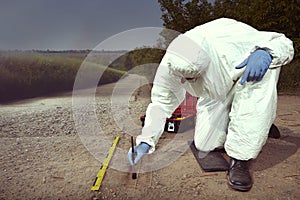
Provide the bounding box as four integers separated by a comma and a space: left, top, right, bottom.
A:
91, 135, 120, 191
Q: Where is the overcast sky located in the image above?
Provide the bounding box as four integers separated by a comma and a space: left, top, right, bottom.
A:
0, 0, 164, 50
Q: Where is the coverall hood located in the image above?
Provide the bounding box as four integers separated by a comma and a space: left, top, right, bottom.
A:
164, 31, 231, 100
166, 34, 211, 79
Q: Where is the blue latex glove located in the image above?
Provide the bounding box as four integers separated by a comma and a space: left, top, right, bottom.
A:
127, 142, 151, 165
235, 49, 272, 85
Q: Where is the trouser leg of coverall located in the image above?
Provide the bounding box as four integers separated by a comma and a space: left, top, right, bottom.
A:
194, 93, 233, 152
225, 68, 281, 160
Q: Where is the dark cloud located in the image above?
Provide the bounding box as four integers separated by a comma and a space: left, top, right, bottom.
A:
0, 0, 163, 50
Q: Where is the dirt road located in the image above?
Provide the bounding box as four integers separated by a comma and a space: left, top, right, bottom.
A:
0, 75, 299, 199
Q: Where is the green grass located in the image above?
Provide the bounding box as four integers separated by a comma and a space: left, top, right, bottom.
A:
0, 51, 126, 102
0, 50, 298, 103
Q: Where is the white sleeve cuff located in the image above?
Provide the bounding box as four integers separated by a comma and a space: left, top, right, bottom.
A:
136, 135, 156, 153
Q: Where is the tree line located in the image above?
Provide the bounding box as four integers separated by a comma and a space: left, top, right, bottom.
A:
158, 0, 299, 57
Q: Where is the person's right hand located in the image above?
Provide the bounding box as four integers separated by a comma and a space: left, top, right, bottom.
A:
127, 142, 151, 165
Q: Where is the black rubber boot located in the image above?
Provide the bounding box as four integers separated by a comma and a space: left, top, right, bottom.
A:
228, 157, 253, 191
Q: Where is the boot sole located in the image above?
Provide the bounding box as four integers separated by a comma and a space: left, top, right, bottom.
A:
227, 177, 252, 191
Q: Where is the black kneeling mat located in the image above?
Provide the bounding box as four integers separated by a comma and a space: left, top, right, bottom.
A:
189, 141, 229, 172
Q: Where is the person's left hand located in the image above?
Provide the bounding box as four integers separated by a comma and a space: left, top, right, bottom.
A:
235, 49, 272, 85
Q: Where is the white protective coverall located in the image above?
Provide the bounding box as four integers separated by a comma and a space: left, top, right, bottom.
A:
136, 18, 294, 160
